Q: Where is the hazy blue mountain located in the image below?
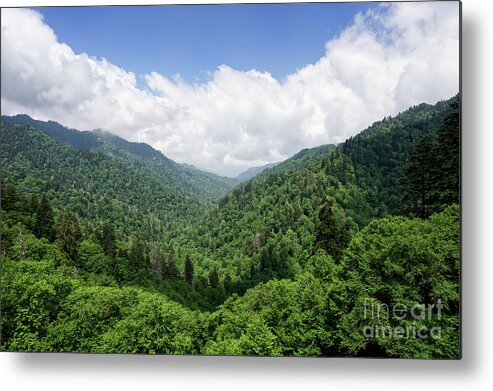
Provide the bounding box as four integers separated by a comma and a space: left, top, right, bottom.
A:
236, 162, 279, 182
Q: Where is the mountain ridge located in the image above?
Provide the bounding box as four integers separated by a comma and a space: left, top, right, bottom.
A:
235, 162, 279, 182
1, 114, 236, 185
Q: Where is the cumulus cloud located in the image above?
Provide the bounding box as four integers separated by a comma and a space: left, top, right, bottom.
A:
1, 3, 459, 176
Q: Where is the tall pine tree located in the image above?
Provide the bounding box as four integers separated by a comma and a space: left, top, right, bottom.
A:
56, 210, 81, 264
98, 222, 116, 258
184, 255, 194, 285
401, 135, 440, 218
436, 99, 460, 206
34, 195, 56, 242
315, 200, 349, 261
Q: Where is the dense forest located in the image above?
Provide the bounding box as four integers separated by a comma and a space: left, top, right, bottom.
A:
0, 95, 460, 358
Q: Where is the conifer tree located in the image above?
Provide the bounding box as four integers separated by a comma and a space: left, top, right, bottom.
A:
184, 255, 194, 285
165, 249, 180, 279
129, 237, 148, 276
35, 195, 56, 241
401, 135, 440, 218
436, 100, 460, 205
99, 222, 116, 258
56, 210, 81, 263
315, 200, 349, 261
223, 274, 233, 293
209, 269, 220, 288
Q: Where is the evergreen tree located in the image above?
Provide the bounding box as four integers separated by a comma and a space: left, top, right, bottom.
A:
28, 194, 39, 214
34, 195, 56, 241
260, 247, 271, 271
56, 210, 82, 264
436, 99, 460, 205
401, 135, 440, 218
250, 261, 257, 279
1, 183, 20, 211
315, 200, 349, 261
223, 274, 233, 293
129, 237, 148, 277
98, 222, 116, 258
184, 255, 194, 285
150, 246, 165, 279
165, 249, 180, 279
208, 269, 220, 288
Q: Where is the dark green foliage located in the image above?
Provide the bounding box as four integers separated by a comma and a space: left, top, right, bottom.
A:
56, 210, 82, 264
1, 119, 237, 240
208, 269, 220, 288
436, 100, 460, 205
164, 249, 180, 279
1, 183, 21, 211
315, 200, 349, 261
340, 98, 456, 216
401, 135, 441, 218
128, 237, 149, 283
2, 114, 99, 150
401, 98, 460, 218
98, 222, 116, 258
223, 274, 233, 293
34, 195, 56, 241
184, 255, 194, 285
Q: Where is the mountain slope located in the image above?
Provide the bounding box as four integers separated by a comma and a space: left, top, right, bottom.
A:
236, 162, 278, 182
1, 120, 232, 237
171, 96, 459, 290
1, 96, 460, 358
1, 115, 238, 199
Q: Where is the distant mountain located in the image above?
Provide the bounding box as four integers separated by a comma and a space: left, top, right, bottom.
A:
236, 162, 278, 182
92, 128, 169, 162
1, 115, 238, 236
1, 114, 172, 162
1, 114, 237, 195
2, 114, 100, 150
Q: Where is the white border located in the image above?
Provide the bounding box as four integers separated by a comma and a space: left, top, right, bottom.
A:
1, 0, 492, 390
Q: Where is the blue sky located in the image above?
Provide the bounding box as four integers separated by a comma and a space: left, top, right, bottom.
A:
35, 3, 372, 84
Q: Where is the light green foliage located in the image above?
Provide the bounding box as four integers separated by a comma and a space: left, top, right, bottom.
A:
99, 291, 201, 354
78, 238, 109, 274
44, 286, 138, 352
204, 273, 330, 356
338, 205, 460, 358
1, 258, 78, 352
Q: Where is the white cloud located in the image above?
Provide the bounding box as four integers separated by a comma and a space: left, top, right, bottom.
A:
1, 3, 459, 177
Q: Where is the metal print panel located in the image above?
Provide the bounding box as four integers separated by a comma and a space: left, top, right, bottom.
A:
0, 1, 461, 358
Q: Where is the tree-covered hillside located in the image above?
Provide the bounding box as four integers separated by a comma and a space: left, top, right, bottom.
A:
1, 95, 460, 358
1, 120, 237, 237
1, 115, 238, 203
236, 162, 279, 182
168, 96, 459, 292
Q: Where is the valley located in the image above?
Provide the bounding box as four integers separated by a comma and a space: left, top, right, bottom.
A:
0, 95, 460, 357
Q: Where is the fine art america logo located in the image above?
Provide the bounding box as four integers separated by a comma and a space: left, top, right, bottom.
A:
362, 298, 444, 340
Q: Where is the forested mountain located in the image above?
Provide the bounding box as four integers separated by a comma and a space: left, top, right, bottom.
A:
1, 118, 238, 236
171, 97, 458, 291
1, 95, 460, 358
1, 114, 238, 197
236, 162, 279, 182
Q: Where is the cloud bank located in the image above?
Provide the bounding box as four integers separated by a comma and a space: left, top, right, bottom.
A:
1, 3, 459, 176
